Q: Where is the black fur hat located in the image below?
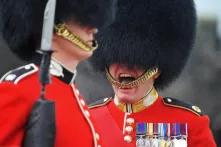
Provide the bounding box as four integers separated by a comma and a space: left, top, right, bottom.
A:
91, 0, 197, 89
0, 0, 117, 61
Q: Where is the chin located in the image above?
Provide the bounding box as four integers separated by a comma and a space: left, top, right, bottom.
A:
78, 51, 93, 61
118, 96, 135, 104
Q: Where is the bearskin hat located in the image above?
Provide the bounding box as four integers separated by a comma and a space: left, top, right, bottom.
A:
0, 0, 117, 61
91, 0, 197, 89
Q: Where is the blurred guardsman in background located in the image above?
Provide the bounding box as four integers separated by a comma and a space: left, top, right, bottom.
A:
0, 0, 116, 146
89, 0, 217, 146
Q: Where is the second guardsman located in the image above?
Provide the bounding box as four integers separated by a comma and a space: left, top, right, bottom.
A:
89, 0, 217, 146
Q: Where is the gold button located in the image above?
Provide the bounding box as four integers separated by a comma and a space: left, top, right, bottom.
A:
85, 110, 90, 117
124, 135, 132, 143
192, 105, 201, 113
24, 65, 31, 69
95, 133, 100, 140
167, 98, 172, 103
76, 89, 80, 96
125, 126, 133, 133
80, 99, 85, 106
126, 118, 134, 125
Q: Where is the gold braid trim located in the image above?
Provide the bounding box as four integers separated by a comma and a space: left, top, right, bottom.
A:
54, 23, 98, 52
105, 67, 158, 89
115, 87, 158, 113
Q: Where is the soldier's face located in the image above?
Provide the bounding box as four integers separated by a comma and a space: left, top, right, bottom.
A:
66, 22, 98, 49
109, 64, 156, 103
53, 22, 98, 62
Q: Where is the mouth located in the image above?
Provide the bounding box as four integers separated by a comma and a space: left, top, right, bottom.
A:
87, 40, 93, 46
118, 73, 136, 85
106, 67, 158, 89
87, 40, 98, 48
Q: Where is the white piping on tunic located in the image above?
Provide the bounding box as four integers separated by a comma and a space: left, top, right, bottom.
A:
123, 112, 130, 134
71, 84, 98, 147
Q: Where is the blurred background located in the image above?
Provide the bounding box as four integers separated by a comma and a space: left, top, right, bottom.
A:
0, 0, 220, 145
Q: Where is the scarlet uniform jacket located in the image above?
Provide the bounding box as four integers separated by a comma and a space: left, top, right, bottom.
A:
0, 60, 101, 147
89, 88, 217, 147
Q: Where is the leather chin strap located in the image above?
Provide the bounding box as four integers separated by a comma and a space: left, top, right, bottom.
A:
105, 67, 158, 89
54, 23, 98, 52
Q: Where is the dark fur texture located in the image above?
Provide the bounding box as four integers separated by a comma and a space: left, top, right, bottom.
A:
0, 0, 117, 61
90, 0, 197, 89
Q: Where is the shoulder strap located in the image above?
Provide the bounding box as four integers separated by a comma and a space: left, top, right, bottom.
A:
89, 97, 112, 109
0, 63, 38, 84
163, 97, 202, 116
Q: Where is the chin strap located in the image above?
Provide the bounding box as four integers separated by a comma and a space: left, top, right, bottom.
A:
54, 23, 98, 52
105, 67, 158, 89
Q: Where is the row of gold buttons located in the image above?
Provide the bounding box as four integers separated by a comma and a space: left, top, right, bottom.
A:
123, 113, 135, 143
74, 86, 101, 147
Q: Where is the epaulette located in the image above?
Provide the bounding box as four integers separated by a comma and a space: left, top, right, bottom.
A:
0, 63, 38, 84
88, 97, 112, 109
163, 97, 202, 116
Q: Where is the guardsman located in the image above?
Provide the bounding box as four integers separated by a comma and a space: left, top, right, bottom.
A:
0, 0, 117, 146
89, 0, 217, 146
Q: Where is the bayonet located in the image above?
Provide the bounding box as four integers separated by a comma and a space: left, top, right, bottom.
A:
23, 0, 56, 147
41, 0, 56, 51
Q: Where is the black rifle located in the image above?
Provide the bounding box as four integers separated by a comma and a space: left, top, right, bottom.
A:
23, 0, 56, 146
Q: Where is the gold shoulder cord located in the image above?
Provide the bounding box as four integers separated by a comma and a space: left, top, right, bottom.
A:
54, 23, 98, 52
105, 67, 158, 89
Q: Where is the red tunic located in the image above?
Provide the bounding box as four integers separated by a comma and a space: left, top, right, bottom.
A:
0, 63, 101, 147
89, 97, 217, 147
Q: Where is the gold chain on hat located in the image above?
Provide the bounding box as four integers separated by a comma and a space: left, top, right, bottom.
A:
54, 23, 98, 52
105, 67, 158, 89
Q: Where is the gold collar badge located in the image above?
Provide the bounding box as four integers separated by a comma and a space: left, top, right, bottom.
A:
114, 87, 158, 113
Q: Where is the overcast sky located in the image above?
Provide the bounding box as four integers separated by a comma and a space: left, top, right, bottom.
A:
195, 0, 220, 16
195, 0, 221, 37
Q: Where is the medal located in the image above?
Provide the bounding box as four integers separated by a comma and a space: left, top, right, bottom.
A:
180, 123, 188, 147
170, 123, 187, 147
136, 122, 147, 135
148, 123, 154, 137
136, 122, 147, 146
144, 137, 151, 147
159, 123, 168, 147
136, 136, 145, 147
180, 123, 188, 139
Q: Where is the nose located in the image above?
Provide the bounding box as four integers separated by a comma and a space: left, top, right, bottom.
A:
110, 64, 132, 75
86, 27, 98, 35
92, 28, 98, 34
118, 64, 134, 72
